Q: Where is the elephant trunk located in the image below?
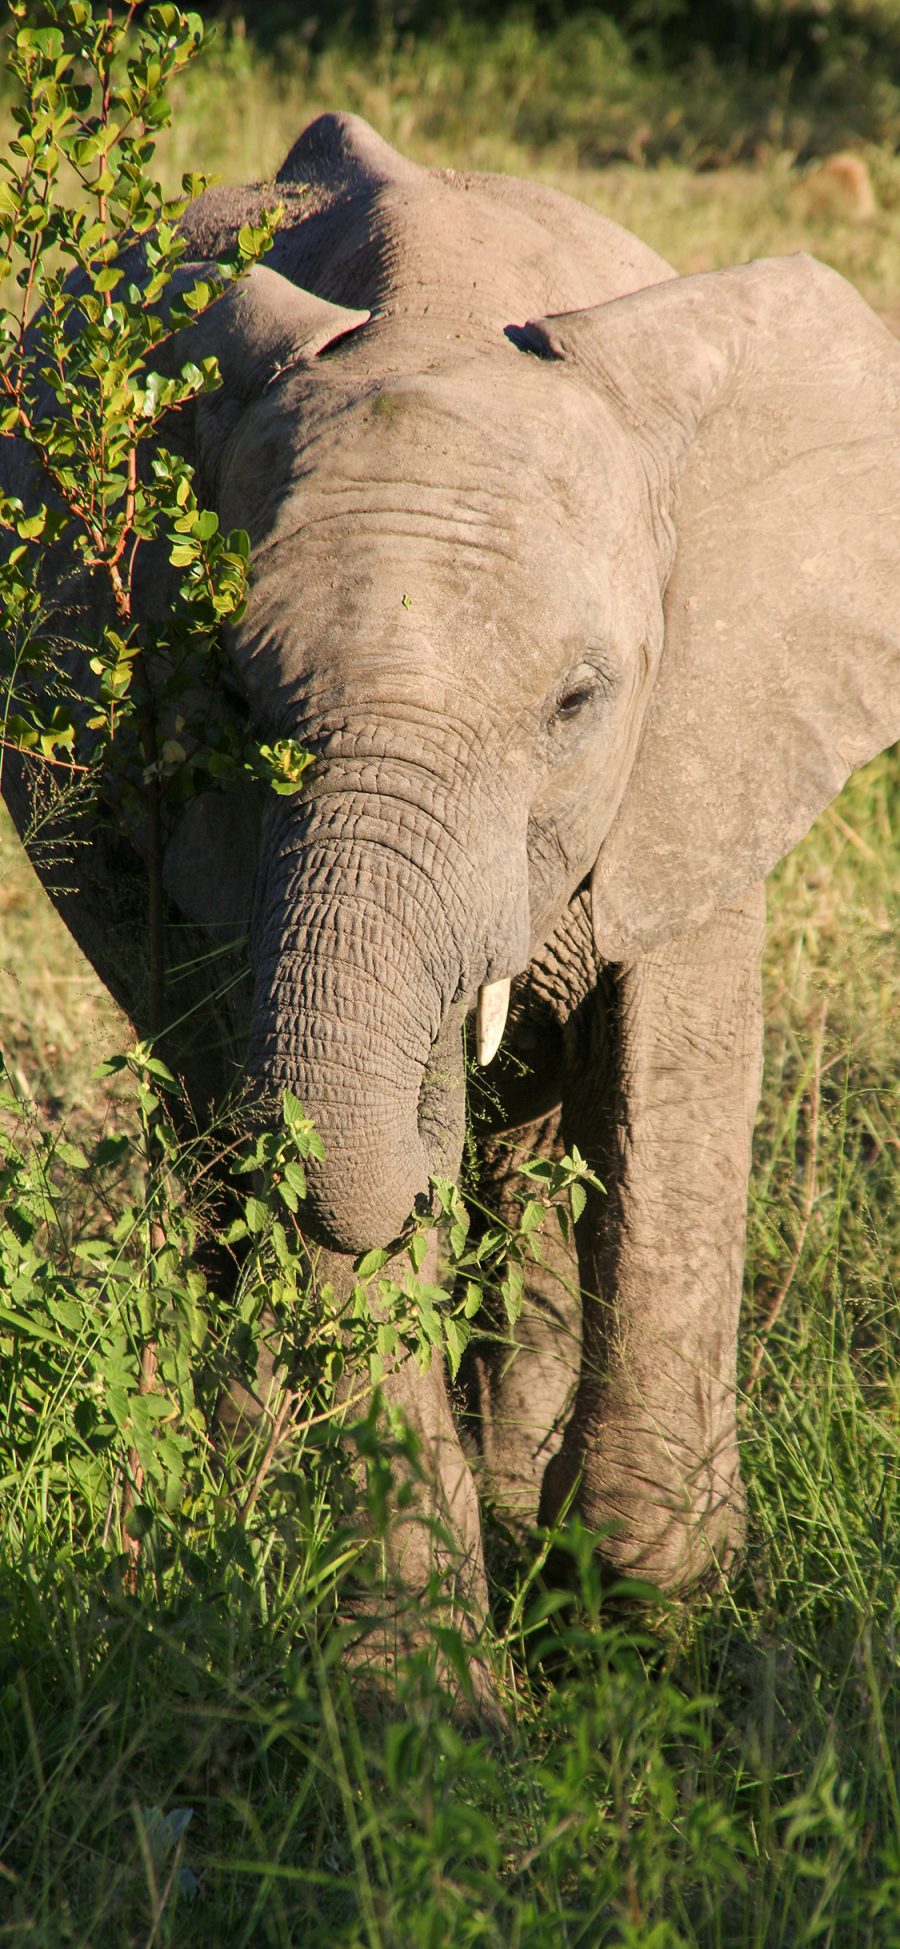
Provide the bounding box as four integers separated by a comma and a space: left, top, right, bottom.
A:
249, 781, 525, 1254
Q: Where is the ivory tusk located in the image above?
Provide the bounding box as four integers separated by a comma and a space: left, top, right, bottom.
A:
476, 977, 511, 1066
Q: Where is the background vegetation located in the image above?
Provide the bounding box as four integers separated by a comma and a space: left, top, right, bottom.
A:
0, 3, 898, 1944
163, 0, 900, 164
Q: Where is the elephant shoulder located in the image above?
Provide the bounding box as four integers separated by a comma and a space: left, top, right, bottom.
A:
441, 168, 675, 304
263, 114, 676, 314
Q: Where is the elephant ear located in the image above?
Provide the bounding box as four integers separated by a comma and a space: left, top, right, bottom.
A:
156, 261, 369, 481
525, 256, 900, 960
152, 267, 366, 929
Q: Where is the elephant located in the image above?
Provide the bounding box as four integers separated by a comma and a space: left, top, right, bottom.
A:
3, 112, 899, 1633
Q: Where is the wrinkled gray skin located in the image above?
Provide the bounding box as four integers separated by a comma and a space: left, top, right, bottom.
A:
5, 115, 899, 1632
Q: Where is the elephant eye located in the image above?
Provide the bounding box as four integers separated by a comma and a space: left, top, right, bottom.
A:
555, 682, 595, 721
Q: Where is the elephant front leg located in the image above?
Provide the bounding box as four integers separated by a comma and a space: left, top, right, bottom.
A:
541, 886, 766, 1593
367, 1312, 491, 1625
307, 1231, 492, 1644
333, 1244, 506, 1725
219, 1238, 493, 1683
469, 1109, 582, 1529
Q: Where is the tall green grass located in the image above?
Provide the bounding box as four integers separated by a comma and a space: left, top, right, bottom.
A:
4, 11, 900, 306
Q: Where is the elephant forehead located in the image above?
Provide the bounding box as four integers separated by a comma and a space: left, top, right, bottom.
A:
236, 509, 611, 702
315, 364, 625, 507
223, 360, 660, 722
264, 390, 649, 607
227, 355, 645, 549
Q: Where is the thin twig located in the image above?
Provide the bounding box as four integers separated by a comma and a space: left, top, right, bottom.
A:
237, 1375, 375, 1524
238, 1386, 300, 1524
0, 738, 91, 773
747, 1000, 826, 1392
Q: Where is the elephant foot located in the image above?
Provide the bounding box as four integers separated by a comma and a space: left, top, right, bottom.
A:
538, 1423, 746, 1597
338, 1570, 508, 1736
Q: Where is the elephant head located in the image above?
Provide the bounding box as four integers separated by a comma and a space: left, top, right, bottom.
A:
153, 119, 899, 1260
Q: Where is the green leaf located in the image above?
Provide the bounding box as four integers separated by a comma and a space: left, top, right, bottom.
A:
244, 1196, 269, 1235
182, 278, 210, 313
134, 1054, 178, 1090
356, 1246, 391, 1281
462, 1280, 483, 1320
92, 1134, 131, 1167
21, 27, 64, 58
449, 1218, 468, 1259
93, 1053, 129, 1080
282, 1091, 325, 1160
501, 1265, 524, 1327
406, 1230, 428, 1273
443, 1314, 470, 1381
282, 1159, 307, 1198
123, 1504, 154, 1542
1, 715, 37, 750
16, 509, 47, 540
48, 1295, 83, 1332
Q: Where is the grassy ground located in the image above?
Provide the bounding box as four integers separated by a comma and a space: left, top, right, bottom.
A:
1, 20, 898, 1948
